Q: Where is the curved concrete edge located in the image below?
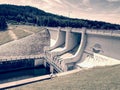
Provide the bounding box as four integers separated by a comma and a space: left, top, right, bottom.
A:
58, 32, 86, 71
63, 30, 86, 64
54, 29, 80, 56
49, 29, 66, 51
48, 29, 86, 71
61, 29, 120, 70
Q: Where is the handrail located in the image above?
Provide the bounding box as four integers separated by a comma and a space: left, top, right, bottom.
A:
0, 55, 44, 62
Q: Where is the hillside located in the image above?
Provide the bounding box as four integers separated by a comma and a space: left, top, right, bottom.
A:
0, 4, 120, 30
10, 65, 120, 90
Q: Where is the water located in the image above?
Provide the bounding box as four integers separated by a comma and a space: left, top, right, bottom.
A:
0, 65, 50, 84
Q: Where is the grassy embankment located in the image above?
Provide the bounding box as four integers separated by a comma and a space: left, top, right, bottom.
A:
0, 31, 13, 45
0, 25, 42, 45
18, 25, 43, 33
10, 65, 120, 90
11, 29, 31, 39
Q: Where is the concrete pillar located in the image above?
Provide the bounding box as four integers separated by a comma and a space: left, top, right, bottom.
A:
34, 58, 44, 67
63, 64, 68, 72
43, 60, 47, 68
73, 31, 87, 61
50, 65, 54, 73
57, 29, 79, 55
63, 29, 87, 64
65, 30, 78, 50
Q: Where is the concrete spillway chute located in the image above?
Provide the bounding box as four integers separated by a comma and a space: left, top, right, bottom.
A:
49, 29, 66, 51
51, 28, 81, 56
57, 30, 86, 71
45, 27, 120, 72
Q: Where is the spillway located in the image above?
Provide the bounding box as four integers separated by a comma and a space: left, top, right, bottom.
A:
45, 28, 120, 72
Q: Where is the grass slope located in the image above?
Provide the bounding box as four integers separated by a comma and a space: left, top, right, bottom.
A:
11, 29, 31, 39
0, 31, 13, 45
10, 65, 120, 90
0, 25, 49, 56
0, 25, 43, 46
16, 25, 43, 33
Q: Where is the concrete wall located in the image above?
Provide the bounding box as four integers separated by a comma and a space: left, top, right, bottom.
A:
49, 29, 66, 51
45, 27, 120, 72
48, 28, 58, 40
34, 58, 44, 67
64, 29, 86, 63
61, 29, 86, 71
56, 29, 80, 55
0, 59, 34, 72
0, 58, 44, 73
84, 34, 120, 60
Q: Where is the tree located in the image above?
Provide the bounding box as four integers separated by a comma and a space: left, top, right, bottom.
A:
0, 16, 8, 31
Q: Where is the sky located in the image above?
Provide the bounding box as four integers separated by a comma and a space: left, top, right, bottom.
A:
0, 0, 120, 24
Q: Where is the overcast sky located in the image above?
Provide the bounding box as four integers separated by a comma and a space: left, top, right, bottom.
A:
0, 0, 120, 24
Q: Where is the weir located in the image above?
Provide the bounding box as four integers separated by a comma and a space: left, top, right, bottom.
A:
45, 27, 120, 72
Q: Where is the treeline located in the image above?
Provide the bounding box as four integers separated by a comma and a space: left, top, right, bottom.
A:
0, 4, 120, 30
0, 16, 8, 30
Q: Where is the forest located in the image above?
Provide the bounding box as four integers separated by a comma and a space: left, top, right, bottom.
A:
0, 4, 120, 30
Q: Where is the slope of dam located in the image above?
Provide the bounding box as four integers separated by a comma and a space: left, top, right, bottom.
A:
45, 27, 120, 72
0, 27, 50, 56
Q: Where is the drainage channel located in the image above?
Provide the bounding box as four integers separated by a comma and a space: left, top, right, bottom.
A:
0, 65, 50, 84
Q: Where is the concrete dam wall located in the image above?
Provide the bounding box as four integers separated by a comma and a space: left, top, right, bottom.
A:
84, 33, 120, 60
45, 27, 120, 72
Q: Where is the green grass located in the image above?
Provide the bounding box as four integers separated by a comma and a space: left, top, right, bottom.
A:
9, 65, 120, 90
0, 31, 13, 45
12, 29, 31, 39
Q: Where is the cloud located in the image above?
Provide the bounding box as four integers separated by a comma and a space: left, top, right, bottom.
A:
107, 0, 120, 2
82, 0, 90, 6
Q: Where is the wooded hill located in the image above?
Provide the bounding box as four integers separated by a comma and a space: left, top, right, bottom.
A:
0, 4, 120, 30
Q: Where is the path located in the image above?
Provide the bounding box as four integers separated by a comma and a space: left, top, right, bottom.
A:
0, 75, 51, 89
22, 29, 34, 34
8, 30, 18, 40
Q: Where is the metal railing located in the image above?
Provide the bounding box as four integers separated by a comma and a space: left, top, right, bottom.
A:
0, 54, 44, 62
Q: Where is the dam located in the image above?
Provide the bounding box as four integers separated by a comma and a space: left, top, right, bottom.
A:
0, 27, 120, 89
44, 27, 120, 72
0, 27, 120, 73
